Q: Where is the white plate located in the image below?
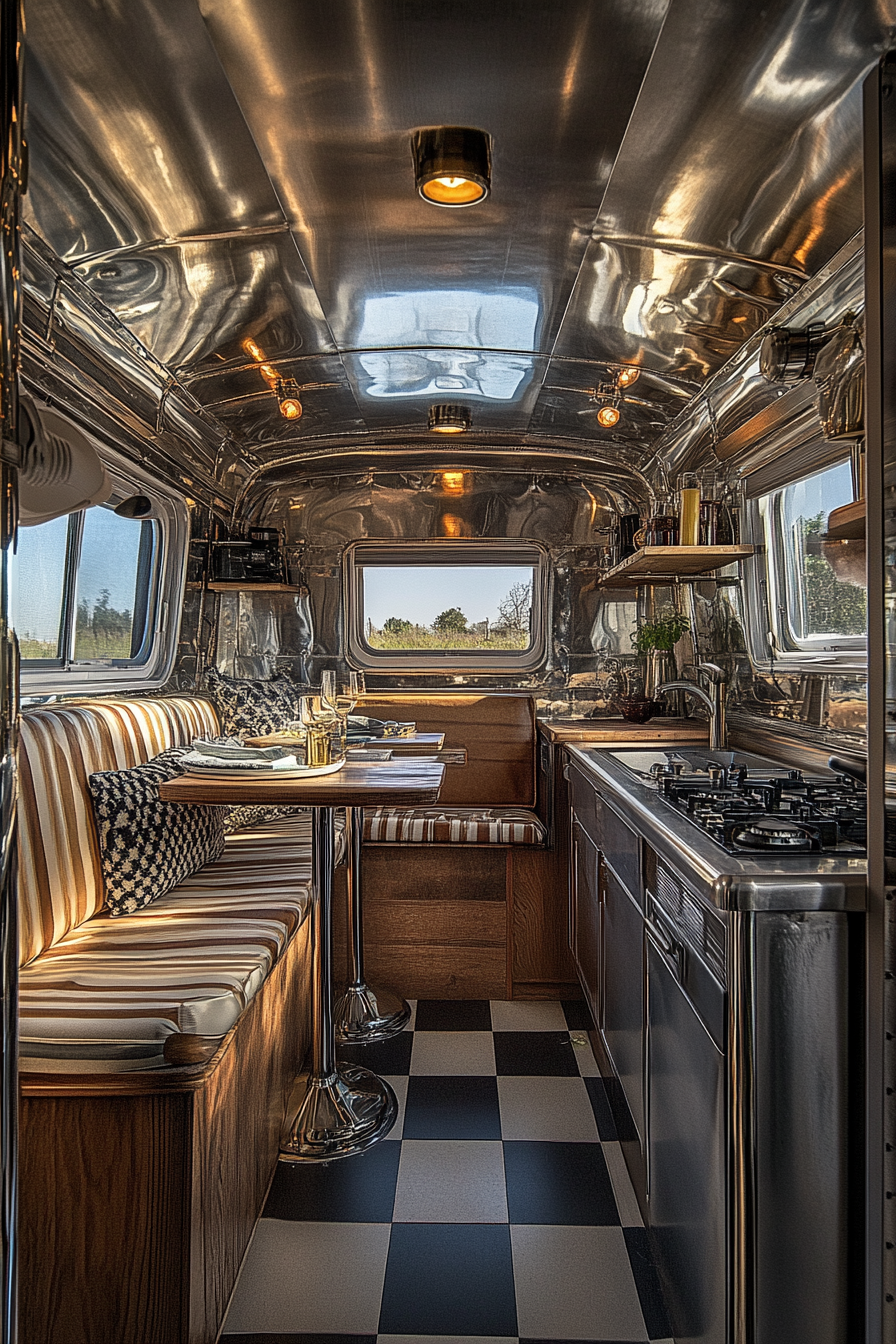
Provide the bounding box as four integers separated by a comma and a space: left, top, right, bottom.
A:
183, 759, 344, 780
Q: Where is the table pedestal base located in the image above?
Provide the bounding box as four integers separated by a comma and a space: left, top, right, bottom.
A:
280, 1064, 397, 1162
335, 982, 411, 1043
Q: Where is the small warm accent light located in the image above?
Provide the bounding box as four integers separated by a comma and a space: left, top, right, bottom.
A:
429, 404, 471, 434
413, 127, 491, 208
276, 378, 303, 421
616, 367, 640, 389
596, 402, 621, 428
243, 337, 265, 363
440, 470, 466, 494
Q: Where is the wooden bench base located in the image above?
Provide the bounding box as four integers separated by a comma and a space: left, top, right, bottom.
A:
359, 843, 575, 1001
19, 920, 311, 1344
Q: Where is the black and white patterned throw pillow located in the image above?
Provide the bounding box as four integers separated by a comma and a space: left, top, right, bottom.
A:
203, 667, 300, 737
88, 749, 227, 916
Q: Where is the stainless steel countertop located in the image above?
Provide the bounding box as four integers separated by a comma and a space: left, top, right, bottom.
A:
566, 744, 867, 913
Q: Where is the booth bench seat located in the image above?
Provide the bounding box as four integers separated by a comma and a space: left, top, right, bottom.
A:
351, 695, 564, 1003
16, 694, 323, 1344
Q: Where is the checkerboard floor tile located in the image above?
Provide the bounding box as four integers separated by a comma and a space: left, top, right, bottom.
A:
223, 999, 672, 1343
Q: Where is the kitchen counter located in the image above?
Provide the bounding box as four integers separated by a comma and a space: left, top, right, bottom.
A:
566, 743, 867, 912
537, 716, 709, 745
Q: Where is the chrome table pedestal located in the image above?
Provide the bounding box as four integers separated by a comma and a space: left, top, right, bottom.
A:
335, 806, 411, 1043
280, 806, 397, 1162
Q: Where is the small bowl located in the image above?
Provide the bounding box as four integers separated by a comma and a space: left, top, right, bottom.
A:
614, 696, 663, 724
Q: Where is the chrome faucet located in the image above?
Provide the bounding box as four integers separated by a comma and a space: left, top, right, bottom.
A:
657, 661, 728, 750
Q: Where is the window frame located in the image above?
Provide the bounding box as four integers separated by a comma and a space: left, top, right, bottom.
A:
743, 450, 867, 674
16, 447, 189, 696
343, 539, 550, 674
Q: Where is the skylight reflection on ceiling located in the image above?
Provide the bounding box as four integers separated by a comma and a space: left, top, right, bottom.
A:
355, 289, 540, 401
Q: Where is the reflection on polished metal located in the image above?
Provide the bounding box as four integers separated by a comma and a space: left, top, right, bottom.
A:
413, 126, 491, 207
1, 5, 24, 1341
280, 806, 397, 1162
758, 322, 828, 384
657, 663, 727, 751
335, 808, 411, 1044
428, 404, 471, 434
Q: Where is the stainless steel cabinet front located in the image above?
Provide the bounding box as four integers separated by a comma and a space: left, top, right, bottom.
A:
601, 863, 645, 1148
646, 929, 727, 1344
570, 817, 601, 1028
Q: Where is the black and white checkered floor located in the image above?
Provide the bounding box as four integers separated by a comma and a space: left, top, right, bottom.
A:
222, 999, 673, 1344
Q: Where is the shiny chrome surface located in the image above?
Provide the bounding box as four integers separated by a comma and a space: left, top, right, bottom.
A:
17, 0, 895, 471
567, 744, 867, 910
1, 3, 23, 1340
658, 664, 727, 749
862, 57, 895, 1344
280, 806, 397, 1162
334, 807, 410, 1043
729, 908, 855, 1344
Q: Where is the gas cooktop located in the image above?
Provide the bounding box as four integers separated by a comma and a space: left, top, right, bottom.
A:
659, 766, 866, 856
605, 749, 867, 857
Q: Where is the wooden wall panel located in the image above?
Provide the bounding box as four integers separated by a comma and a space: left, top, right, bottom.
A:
510, 846, 576, 996
19, 920, 313, 1344
190, 920, 311, 1343
364, 897, 506, 998
19, 1091, 192, 1344
365, 943, 507, 999
363, 847, 506, 902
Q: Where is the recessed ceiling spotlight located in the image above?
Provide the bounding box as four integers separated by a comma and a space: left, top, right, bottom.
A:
413, 127, 491, 207
428, 403, 471, 434
276, 378, 303, 421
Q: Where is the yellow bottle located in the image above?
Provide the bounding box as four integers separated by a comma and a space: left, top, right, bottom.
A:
678, 474, 700, 546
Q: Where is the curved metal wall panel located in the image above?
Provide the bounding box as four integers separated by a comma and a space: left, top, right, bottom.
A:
22, 0, 286, 257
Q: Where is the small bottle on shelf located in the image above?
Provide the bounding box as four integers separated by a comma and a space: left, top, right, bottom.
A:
678, 473, 701, 546
699, 473, 718, 546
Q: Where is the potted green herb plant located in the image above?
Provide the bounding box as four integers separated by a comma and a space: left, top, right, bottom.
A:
633, 611, 690, 700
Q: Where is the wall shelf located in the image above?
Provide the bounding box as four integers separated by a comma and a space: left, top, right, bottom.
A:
824, 499, 865, 541
597, 544, 755, 587
206, 581, 300, 593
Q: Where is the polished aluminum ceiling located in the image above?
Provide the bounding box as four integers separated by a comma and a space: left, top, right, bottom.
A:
20, 0, 896, 475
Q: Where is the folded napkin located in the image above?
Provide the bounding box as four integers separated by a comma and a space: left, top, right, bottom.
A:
191, 737, 294, 762
180, 749, 300, 772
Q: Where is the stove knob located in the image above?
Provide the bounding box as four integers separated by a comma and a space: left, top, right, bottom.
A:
708, 765, 722, 784
787, 769, 802, 782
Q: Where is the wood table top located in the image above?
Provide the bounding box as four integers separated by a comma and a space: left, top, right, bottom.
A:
159, 756, 445, 808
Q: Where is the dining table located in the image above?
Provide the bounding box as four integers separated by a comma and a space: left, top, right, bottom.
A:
159, 756, 445, 1161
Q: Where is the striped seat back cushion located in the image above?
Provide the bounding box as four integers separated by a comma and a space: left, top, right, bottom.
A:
18, 696, 220, 966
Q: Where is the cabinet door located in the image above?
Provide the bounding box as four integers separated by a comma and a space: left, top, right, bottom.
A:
646, 933, 726, 1344
569, 817, 601, 1027
601, 864, 645, 1145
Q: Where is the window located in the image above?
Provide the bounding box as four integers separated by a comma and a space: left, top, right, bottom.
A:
344, 541, 548, 672
12, 451, 189, 694
749, 455, 866, 668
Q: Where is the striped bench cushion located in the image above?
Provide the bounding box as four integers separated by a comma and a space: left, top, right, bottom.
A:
19, 696, 221, 964
19, 813, 316, 1072
363, 807, 546, 845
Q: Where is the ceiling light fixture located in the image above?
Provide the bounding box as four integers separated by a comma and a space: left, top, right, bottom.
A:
596, 402, 621, 428
413, 126, 491, 207
616, 366, 640, 389
276, 378, 303, 421
428, 404, 471, 434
